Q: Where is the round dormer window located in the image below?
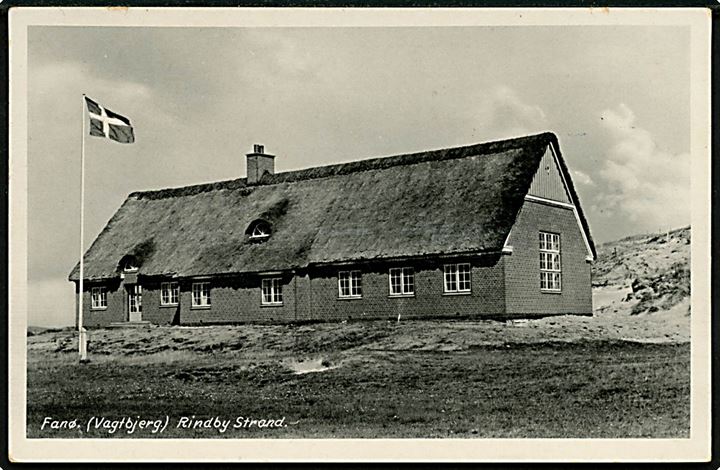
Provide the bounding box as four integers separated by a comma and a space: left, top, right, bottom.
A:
120, 255, 140, 273
121, 256, 139, 272
247, 220, 272, 241
117, 255, 140, 279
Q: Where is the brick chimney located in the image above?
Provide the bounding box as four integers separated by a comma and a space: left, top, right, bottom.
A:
246, 144, 275, 185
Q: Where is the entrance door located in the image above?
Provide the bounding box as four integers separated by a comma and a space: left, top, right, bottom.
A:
128, 284, 142, 322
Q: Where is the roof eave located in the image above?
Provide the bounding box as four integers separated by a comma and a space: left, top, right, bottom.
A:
307, 249, 506, 268
546, 135, 597, 260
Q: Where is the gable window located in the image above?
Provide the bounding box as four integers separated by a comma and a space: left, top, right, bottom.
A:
338, 271, 362, 298
192, 282, 211, 307
91, 287, 107, 310
389, 267, 414, 296
261, 278, 283, 305
161, 282, 179, 306
128, 285, 142, 314
444, 263, 471, 293
540, 232, 562, 291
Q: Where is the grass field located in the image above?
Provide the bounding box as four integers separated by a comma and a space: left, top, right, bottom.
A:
27, 317, 690, 438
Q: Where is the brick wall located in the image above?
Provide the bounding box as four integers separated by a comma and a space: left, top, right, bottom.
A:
177, 275, 296, 325
300, 257, 506, 322
139, 280, 179, 325
74, 279, 125, 328
174, 257, 506, 325
75, 254, 508, 327
504, 199, 593, 316
76, 274, 299, 327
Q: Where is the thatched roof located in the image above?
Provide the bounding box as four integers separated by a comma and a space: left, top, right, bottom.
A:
69, 132, 595, 281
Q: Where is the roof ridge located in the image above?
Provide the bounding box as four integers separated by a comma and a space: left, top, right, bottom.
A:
131, 132, 555, 201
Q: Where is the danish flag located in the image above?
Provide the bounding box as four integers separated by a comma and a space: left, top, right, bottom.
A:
84, 96, 135, 144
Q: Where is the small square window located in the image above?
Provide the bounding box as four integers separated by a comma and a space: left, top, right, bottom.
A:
389, 267, 415, 296
261, 278, 283, 305
161, 282, 179, 306
444, 264, 471, 293
338, 271, 362, 298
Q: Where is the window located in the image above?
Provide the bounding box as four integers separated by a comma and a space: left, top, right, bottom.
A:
121, 256, 138, 272
444, 264, 471, 293
247, 220, 272, 241
251, 224, 270, 239
91, 287, 107, 310
389, 267, 415, 296
128, 285, 142, 313
124, 263, 138, 272
161, 282, 179, 306
192, 282, 211, 307
338, 271, 362, 298
261, 278, 283, 305
540, 232, 562, 291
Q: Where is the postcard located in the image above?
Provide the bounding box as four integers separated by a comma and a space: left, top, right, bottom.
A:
7, 6, 711, 463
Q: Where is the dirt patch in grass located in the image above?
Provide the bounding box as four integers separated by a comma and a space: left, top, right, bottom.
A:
286, 357, 341, 375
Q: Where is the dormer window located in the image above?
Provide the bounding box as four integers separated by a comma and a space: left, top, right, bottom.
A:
118, 255, 139, 274
251, 224, 270, 239
247, 220, 272, 242
123, 262, 138, 273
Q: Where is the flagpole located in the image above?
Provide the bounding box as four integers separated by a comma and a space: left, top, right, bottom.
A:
78, 94, 88, 362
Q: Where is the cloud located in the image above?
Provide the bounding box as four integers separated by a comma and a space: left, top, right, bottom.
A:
26, 60, 182, 279
30, 60, 186, 130
572, 169, 594, 186
596, 103, 690, 231
33, 61, 152, 107
252, 31, 315, 76
472, 86, 549, 140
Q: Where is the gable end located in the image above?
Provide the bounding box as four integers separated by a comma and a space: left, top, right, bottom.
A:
521, 142, 595, 261
527, 145, 571, 203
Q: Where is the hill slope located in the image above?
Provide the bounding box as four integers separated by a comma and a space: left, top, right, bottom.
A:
592, 226, 690, 316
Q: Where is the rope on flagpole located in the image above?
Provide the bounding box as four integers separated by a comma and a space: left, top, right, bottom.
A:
78, 94, 88, 363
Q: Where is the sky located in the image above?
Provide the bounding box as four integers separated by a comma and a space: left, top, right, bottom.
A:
26, 25, 691, 326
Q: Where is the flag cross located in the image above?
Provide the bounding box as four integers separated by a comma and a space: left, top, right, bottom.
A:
88, 106, 129, 138
84, 96, 135, 144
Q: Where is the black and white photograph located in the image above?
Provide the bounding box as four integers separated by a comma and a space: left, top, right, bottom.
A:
7, 7, 711, 463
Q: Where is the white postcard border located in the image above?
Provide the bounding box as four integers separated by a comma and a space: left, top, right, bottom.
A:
8, 7, 711, 463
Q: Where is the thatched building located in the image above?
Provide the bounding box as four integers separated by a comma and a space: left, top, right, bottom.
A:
69, 132, 595, 326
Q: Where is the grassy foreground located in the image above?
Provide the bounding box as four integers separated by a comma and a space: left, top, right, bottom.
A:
27, 319, 689, 438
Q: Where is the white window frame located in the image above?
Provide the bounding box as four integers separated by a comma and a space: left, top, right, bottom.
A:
389, 267, 415, 296
540, 231, 562, 292
261, 278, 283, 305
443, 263, 471, 294
192, 282, 211, 307
128, 285, 142, 314
338, 270, 362, 298
160, 282, 179, 306
90, 286, 107, 310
